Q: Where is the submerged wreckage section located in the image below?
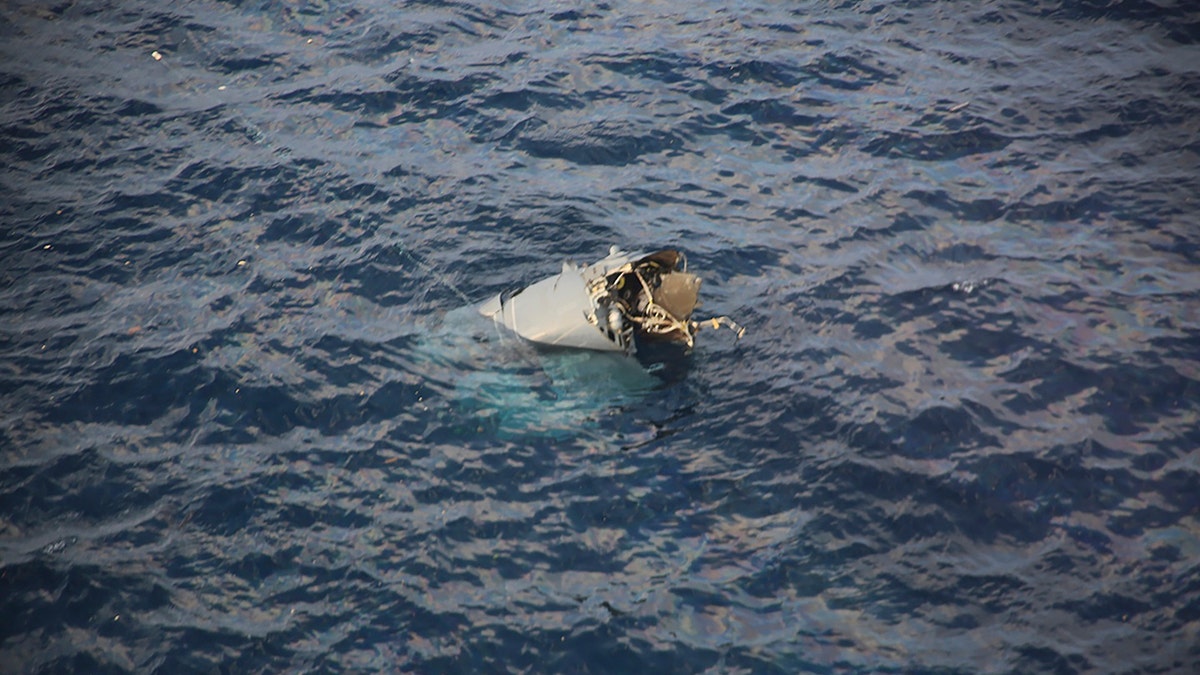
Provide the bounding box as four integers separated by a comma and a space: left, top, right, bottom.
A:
479, 247, 744, 354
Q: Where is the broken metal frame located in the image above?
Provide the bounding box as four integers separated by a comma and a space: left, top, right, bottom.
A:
480, 247, 744, 355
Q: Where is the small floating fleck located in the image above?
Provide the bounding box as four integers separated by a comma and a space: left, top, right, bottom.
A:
151, 50, 162, 61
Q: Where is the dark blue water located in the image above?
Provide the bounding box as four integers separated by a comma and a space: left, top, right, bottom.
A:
4, 1, 1200, 672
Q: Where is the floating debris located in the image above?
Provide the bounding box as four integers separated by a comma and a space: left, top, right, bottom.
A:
479, 247, 743, 354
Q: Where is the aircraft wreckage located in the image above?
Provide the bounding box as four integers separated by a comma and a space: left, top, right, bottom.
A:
478, 247, 743, 354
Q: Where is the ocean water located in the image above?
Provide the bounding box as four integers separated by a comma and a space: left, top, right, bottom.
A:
3, 0, 1199, 672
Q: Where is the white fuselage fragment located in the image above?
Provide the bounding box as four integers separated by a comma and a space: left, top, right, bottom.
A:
478, 247, 700, 354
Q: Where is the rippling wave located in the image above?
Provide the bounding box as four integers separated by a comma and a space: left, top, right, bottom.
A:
3, 0, 1199, 672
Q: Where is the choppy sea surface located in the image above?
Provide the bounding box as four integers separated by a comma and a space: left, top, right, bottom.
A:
3, 1, 1200, 672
